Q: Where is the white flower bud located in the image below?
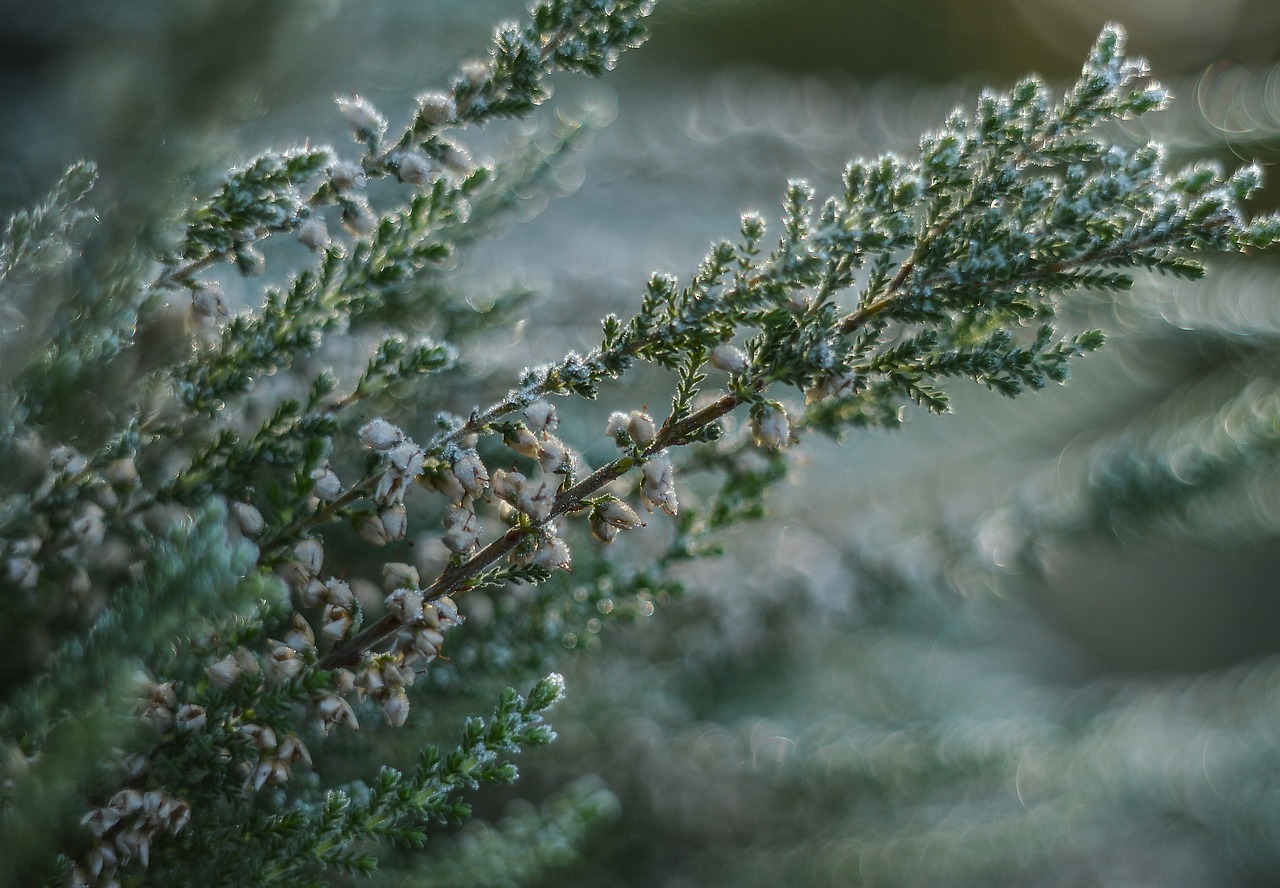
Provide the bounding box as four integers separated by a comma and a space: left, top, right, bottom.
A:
532, 534, 571, 570
294, 538, 325, 575
283, 612, 316, 653
452, 452, 489, 498
382, 562, 420, 592
442, 502, 481, 554
506, 425, 541, 459
515, 476, 556, 523
321, 604, 353, 641
605, 411, 629, 442
191, 284, 228, 321
381, 687, 411, 727
490, 468, 525, 502
627, 411, 657, 448
276, 734, 312, 766
356, 513, 389, 546
328, 160, 366, 193
386, 587, 425, 624
310, 465, 341, 501
50, 445, 87, 475
336, 94, 386, 138
598, 497, 644, 530
6, 557, 38, 590
590, 516, 619, 544
231, 502, 264, 536
234, 646, 261, 675
175, 704, 207, 732
641, 455, 678, 515
354, 663, 385, 697
750, 403, 791, 450
523, 399, 559, 436
297, 217, 330, 252
461, 61, 488, 87
323, 577, 354, 608
268, 644, 304, 681
380, 504, 408, 541
296, 577, 327, 608
359, 418, 403, 451
314, 694, 358, 734
426, 467, 467, 502
395, 152, 434, 186
709, 343, 748, 373
109, 789, 144, 818
537, 436, 572, 474
205, 653, 242, 689
82, 806, 121, 838
416, 91, 457, 127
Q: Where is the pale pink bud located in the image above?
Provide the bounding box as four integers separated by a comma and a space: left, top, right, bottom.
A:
490, 468, 525, 501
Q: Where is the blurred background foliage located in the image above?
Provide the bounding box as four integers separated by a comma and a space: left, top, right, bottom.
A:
6, 0, 1280, 884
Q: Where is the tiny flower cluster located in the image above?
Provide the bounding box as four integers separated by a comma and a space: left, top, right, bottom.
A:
77, 788, 191, 886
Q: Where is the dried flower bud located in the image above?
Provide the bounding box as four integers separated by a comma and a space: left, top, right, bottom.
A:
231, 501, 264, 536
416, 91, 457, 127
590, 516, 619, 544
359, 418, 403, 451
750, 403, 791, 450
297, 217, 330, 252
709, 343, 747, 373
310, 464, 341, 501
641, 455, 678, 515
380, 504, 408, 541
336, 94, 387, 138
395, 152, 434, 186
382, 562, 420, 592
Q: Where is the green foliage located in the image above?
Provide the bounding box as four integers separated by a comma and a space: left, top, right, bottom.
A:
0, 3, 1277, 887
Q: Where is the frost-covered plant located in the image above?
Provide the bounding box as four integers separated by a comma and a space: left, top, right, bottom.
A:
0, 1, 1277, 885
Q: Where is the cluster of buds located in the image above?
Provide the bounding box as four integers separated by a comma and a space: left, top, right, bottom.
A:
442, 499, 482, 555
606, 409, 658, 450
238, 724, 312, 793
491, 469, 557, 523
589, 496, 646, 544
78, 788, 191, 884
353, 655, 416, 727
391, 594, 462, 670
505, 399, 576, 476
640, 454, 678, 515
511, 525, 572, 570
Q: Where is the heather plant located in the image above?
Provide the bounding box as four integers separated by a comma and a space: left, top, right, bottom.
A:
1, 2, 1278, 885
